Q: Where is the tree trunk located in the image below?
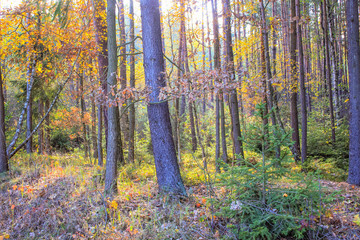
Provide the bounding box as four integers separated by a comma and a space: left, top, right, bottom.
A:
26, 64, 33, 153
140, 0, 186, 196
189, 102, 197, 152
91, 95, 98, 160
0, 64, 7, 173
296, 0, 307, 164
117, 0, 129, 147
93, 0, 108, 166
215, 97, 220, 172
260, 0, 280, 159
45, 99, 51, 155
79, 68, 89, 158
128, 0, 136, 163
290, 0, 301, 162
347, 0, 360, 186
224, 0, 244, 162
321, 0, 336, 143
211, 0, 228, 165
38, 100, 44, 155
105, 0, 122, 195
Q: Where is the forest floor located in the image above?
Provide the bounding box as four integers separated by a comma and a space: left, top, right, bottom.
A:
0, 153, 360, 240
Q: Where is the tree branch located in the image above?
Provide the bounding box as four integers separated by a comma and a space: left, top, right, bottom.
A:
8, 51, 81, 160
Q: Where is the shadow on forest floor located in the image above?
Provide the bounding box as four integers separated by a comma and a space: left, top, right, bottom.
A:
0, 153, 360, 239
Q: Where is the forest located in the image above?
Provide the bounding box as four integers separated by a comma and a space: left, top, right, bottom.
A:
0, 0, 360, 239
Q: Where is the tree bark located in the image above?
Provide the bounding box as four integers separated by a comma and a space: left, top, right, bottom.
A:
211, 0, 228, 166
93, 0, 108, 166
347, 0, 360, 186
260, 0, 280, 159
79, 67, 89, 158
290, 0, 301, 162
38, 100, 44, 155
91, 94, 98, 160
128, 0, 136, 163
117, 0, 129, 146
105, 0, 121, 195
0, 64, 7, 173
296, 0, 307, 164
140, 0, 186, 196
224, 0, 244, 162
321, 0, 336, 143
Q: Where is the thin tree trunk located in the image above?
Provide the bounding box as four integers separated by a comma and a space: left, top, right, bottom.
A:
211, 0, 228, 165
224, 0, 244, 162
118, 0, 129, 147
260, 0, 280, 159
38, 100, 44, 155
128, 0, 136, 163
0, 64, 7, 173
215, 97, 220, 172
80, 68, 89, 158
321, 0, 336, 143
290, 0, 301, 162
93, 0, 108, 166
296, 0, 307, 164
91, 95, 98, 160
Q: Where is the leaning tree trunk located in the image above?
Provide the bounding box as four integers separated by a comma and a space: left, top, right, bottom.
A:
140, 0, 186, 196
347, 0, 360, 186
0, 64, 7, 173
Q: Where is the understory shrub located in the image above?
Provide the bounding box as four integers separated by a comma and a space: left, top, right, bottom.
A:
215, 105, 331, 239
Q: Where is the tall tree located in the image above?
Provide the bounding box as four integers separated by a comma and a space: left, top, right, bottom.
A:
321, 0, 336, 143
104, 0, 122, 194
128, 0, 135, 163
140, 0, 186, 196
223, 0, 244, 162
211, 0, 228, 168
296, 0, 307, 164
93, 0, 108, 166
260, 0, 280, 159
347, 0, 360, 186
118, 0, 129, 145
0, 64, 7, 173
290, 0, 300, 162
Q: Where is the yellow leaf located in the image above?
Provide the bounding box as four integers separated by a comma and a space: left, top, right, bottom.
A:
354, 214, 360, 226
110, 200, 118, 210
